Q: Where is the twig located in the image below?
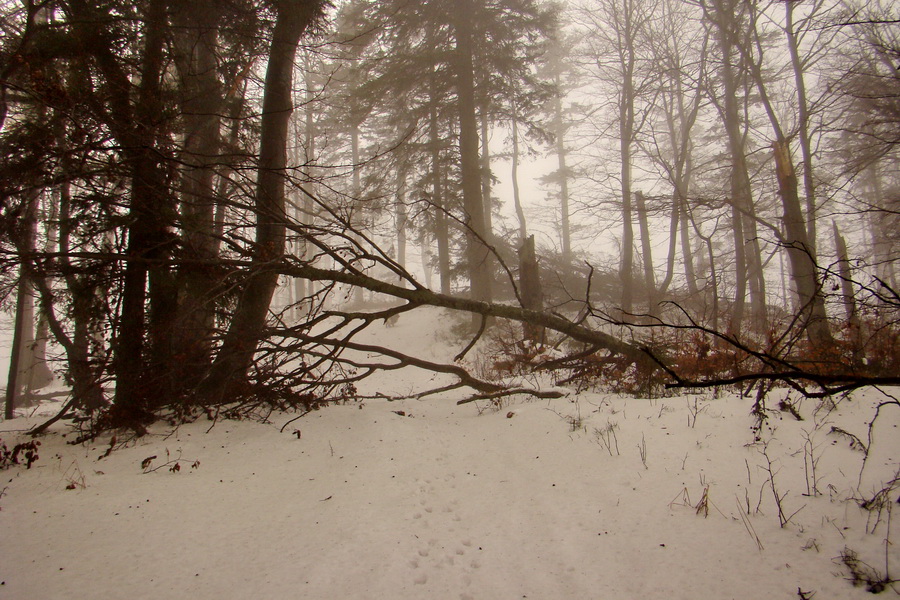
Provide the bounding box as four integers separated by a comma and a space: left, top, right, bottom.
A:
454, 314, 487, 362
456, 388, 565, 405
735, 496, 765, 551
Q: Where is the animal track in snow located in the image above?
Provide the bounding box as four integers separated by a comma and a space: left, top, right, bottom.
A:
407, 471, 483, 590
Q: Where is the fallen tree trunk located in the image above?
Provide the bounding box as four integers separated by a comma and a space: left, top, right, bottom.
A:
279, 260, 652, 369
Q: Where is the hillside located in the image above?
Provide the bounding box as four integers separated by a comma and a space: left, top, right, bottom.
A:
1, 308, 898, 599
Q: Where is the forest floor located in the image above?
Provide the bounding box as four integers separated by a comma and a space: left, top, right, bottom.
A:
1, 306, 899, 599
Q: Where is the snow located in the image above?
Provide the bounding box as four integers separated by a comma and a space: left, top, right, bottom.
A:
1, 307, 898, 599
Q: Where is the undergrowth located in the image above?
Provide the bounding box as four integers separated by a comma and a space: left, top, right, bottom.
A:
0, 437, 40, 470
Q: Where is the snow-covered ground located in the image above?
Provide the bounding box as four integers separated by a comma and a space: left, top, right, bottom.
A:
1, 307, 898, 599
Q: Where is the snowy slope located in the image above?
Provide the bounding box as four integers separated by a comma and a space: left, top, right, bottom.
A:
1, 308, 898, 599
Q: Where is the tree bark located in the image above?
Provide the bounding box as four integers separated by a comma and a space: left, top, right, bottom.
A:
865, 161, 897, 290
283, 262, 650, 368
706, 0, 767, 334
519, 235, 544, 344
4, 189, 38, 418
56, 168, 106, 411
739, 5, 832, 347
453, 0, 492, 306
395, 166, 408, 271
773, 141, 833, 346
551, 68, 572, 265
510, 96, 527, 242
296, 60, 318, 312
618, 1, 636, 317
784, 1, 817, 256
832, 220, 860, 346
172, 0, 223, 387
656, 191, 679, 298
428, 90, 452, 295
679, 198, 699, 297
113, 0, 171, 427
479, 104, 494, 238
200, 1, 321, 403
349, 119, 365, 305
635, 190, 657, 316
5, 272, 30, 419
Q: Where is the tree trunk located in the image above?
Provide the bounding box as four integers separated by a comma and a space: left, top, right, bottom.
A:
785, 2, 817, 256
620, 161, 635, 315
635, 191, 657, 316
453, 1, 492, 306
297, 62, 318, 313
832, 221, 860, 347
479, 104, 494, 238
57, 173, 106, 410
5, 173, 43, 416
519, 235, 544, 344
420, 237, 434, 290
429, 93, 452, 295
658, 14, 705, 300
675, 125, 699, 297
349, 119, 365, 305
618, 0, 637, 317
773, 141, 833, 347
729, 209, 748, 335
286, 262, 650, 368
697, 227, 721, 334
707, 0, 766, 335
656, 191, 679, 298
617, 1, 636, 319
172, 0, 223, 388
26, 194, 57, 394
200, 1, 320, 403
679, 198, 699, 297
113, 0, 170, 427
212, 75, 248, 255
510, 96, 527, 242
552, 70, 572, 265
28, 309, 53, 394
740, 61, 768, 334
395, 166, 408, 271
739, 4, 831, 347
866, 161, 897, 290
14, 256, 36, 403
4, 274, 30, 419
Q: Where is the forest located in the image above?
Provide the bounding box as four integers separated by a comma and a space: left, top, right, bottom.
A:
2, 1, 900, 597
0, 0, 898, 432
